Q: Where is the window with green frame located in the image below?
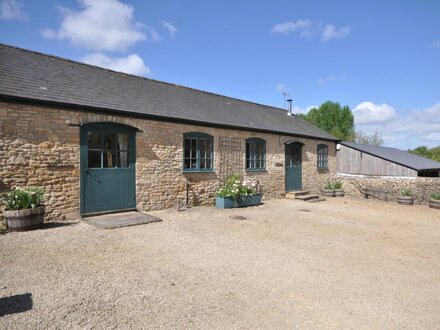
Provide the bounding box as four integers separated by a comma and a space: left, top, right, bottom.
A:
317, 144, 328, 169
246, 138, 266, 170
183, 132, 213, 172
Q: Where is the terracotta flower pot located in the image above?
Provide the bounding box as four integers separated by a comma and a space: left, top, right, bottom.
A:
429, 198, 440, 210
4, 206, 45, 231
397, 196, 414, 206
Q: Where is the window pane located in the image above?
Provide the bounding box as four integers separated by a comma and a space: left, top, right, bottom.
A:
184, 159, 191, 169
191, 139, 197, 159
88, 131, 102, 149
200, 159, 206, 169
206, 159, 212, 169
117, 133, 129, 151
103, 150, 117, 168
117, 151, 129, 168
200, 139, 206, 158
88, 150, 101, 168
103, 133, 117, 151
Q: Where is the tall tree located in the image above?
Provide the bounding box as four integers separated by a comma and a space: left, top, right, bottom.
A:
298, 101, 355, 141
355, 130, 384, 146
408, 146, 440, 162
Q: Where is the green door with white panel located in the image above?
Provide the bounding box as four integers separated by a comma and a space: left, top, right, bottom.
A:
285, 142, 303, 191
80, 123, 136, 215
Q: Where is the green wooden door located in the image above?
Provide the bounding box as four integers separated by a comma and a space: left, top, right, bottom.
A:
285, 142, 303, 191
80, 123, 136, 214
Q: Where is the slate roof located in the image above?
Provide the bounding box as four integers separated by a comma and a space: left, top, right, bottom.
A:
0, 44, 337, 141
340, 142, 440, 171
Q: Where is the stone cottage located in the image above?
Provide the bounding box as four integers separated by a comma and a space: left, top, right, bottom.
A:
0, 44, 338, 220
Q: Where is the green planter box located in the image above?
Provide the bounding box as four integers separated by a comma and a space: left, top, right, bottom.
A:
215, 194, 262, 208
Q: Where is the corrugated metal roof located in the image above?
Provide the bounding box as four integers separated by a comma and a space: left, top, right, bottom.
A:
340, 142, 440, 171
0, 44, 337, 141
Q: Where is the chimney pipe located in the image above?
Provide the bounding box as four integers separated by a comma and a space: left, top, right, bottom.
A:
286, 99, 293, 116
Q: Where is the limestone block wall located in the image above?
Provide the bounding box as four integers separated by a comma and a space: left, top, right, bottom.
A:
336, 174, 440, 204
0, 101, 336, 220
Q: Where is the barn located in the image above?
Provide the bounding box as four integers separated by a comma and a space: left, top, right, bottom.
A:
336, 142, 440, 203
0, 44, 337, 220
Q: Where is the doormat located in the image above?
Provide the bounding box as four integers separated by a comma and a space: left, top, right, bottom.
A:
83, 211, 162, 229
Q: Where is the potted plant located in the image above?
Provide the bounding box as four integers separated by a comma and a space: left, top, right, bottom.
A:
429, 194, 440, 210
215, 174, 261, 208
321, 181, 335, 197
397, 189, 414, 206
1, 187, 45, 231
334, 181, 344, 197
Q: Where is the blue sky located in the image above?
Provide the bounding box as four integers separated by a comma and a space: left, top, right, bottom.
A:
1, 0, 439, 149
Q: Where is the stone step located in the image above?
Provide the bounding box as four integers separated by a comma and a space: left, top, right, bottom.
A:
295, 194, 319, 201
307, 198, 326, 203
285, 190, 310, 199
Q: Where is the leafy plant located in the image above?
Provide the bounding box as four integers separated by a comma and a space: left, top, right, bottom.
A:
1, 187, 44, 211
324, 182, 334, 190
431, 194, 440, 200
400, 189, 412, 197
333, 181, 343, 189
216, 174, 256, 198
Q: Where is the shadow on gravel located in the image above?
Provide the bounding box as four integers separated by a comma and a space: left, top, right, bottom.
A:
40, 222, 78, 230
0, 293, 33, 316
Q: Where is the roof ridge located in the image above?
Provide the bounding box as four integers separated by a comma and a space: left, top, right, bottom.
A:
0, 43, 288, 113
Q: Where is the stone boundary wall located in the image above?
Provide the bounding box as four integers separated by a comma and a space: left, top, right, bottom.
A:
336, 174, 440, 204
1, 101, 336, 220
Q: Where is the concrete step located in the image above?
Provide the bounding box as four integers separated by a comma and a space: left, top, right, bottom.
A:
295, 194, 319, 201
307, 198, 326, 203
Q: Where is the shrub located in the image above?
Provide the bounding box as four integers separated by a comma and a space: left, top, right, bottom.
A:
324, 182, 334, 190
431, 194, 440, 200
1, 187, 44, 211
400, 189, 412, 197
217, 174, 256, 198
333, 181, 343, 189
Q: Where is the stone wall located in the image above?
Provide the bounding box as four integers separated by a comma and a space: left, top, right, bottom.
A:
336, 174, 440, 204
0, 101, 336, 220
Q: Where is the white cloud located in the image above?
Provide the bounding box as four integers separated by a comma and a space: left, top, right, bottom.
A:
271, 19, 314, 35
271, 19, 350, 42
161, 21, 177, 38
293, 105, 317, 115
146, 27, 161, 42
318, 75, 346, 85
81, 53, 151, 76
322, 24, 350, 41
354, 102, 440, 149
0, 0, 27, 20
432, 40, 440, 48
42, 0, 146, 52
353, 102, 397, 125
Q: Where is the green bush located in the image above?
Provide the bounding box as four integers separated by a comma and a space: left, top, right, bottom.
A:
333, 181, 343, 189
216, 174, 256, 198
400, 189, 412, 197
324, 182, 334, 190
1, 187, 44, 211
431, 194, 440, 200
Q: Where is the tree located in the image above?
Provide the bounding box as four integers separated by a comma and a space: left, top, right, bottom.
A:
355, 130, 384, 146
408, 146, 440, 162
298, 101, 355, 141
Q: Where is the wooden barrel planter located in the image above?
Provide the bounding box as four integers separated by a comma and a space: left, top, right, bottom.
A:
429, 199, 440, 210
397, 196, 414, 206
321, 189, 335, 197
4, 206, 45, 231
334, 189, 345, 197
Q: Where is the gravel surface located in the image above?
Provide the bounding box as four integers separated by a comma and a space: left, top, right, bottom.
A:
1, 197, 439, 329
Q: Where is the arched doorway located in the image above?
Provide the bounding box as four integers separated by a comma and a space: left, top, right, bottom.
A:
80, 122, 137, 214
285, 141, 303, 191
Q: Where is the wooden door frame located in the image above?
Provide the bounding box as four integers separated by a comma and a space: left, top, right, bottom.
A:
285, 141, 304, 192
79, 122, 138, 215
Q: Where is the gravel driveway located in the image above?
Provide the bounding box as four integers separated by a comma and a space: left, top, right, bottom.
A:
1, 197, 439, 329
